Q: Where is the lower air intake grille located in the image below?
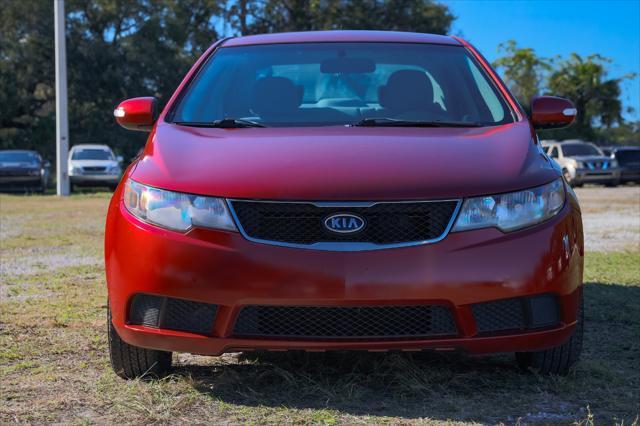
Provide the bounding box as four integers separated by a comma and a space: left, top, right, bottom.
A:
233, 305, 457, 340
129, 294, 218, 335
471, 294, 560, 335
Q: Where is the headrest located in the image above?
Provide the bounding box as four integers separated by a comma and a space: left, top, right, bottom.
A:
378, 70, 435, 112
251, 77, 302, 117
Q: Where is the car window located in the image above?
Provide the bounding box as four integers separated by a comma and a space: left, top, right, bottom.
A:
173, 42, 514, 127
561, 144, 602, 156
0, 152, 39, 163
548, 147, 558, 158
72, 149, 114, 160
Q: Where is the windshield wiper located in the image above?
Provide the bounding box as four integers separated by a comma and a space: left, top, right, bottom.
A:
173, 118, 265, 128
350, 117, 483, 128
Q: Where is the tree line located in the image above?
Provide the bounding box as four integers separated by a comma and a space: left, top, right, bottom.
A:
1, 0, 636, 163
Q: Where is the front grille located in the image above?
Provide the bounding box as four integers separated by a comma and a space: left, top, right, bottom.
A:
82, 166, 107, 173
128, 294, 218, 335
585, 161, 608, 170
471, 294, 559, 335
233, 305, 458, 340
229, 200, 459, 247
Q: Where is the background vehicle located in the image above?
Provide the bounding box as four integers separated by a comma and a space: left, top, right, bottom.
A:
601, 146, 640, 184
542, 140, 621, 187
0, 150, 49, 193
68, 144, 123, 191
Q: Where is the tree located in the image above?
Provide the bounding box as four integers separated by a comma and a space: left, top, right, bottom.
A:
242, 0, 454, 35
543, 53, 635, 141
493, 42, 637, 143
492, 40, 550, 110
0, 0, 226, 161
1, 0, 454, 164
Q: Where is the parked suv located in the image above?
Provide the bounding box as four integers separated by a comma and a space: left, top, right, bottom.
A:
601, 146, 640, 184
542, 140, 620, 187
107, 31, 584, 378
68, 144, 122, 191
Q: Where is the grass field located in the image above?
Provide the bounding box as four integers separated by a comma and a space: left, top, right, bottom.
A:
1, 189, 639, 424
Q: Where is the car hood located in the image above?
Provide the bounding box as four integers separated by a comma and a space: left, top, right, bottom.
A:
132, 121, 556, 200
69, 159, 118, 168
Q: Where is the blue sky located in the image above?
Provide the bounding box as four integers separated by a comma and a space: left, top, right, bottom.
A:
446, 0, 640, 121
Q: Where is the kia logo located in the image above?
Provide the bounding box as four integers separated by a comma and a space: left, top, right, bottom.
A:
324, 213, 366, 234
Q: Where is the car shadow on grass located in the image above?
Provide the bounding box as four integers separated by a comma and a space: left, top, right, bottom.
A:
171, 282, 640, 423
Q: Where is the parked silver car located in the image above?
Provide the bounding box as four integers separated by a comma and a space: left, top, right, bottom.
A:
541, 140, 620, 187
68, 144, 122, 191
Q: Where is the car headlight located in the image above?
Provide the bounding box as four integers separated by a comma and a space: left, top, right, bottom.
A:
108, 165, 121, 174
123, 179, 237, 232
575, 160, 585, 169
452, 178, 565, 233
610, 159, 619, 168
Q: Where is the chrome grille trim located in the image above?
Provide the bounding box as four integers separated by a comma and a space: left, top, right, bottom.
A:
226, 199, 462, 252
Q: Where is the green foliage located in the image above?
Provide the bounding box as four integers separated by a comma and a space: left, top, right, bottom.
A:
493, 41, 638, 144
0, 0, 453, 163
243, 0, 454, 34
493, 40, 551, 110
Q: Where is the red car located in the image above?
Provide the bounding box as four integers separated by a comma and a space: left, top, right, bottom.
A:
107, 31, 583, 378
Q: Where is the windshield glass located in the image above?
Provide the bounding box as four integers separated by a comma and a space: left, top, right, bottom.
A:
562, 144, 602, 156
72, 149, 114, 160
172, 43, 514, 127
0, 151, 39, 163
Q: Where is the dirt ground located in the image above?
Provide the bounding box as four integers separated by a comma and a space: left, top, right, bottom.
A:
574, 186, 640, 253
1, 186, 639, 424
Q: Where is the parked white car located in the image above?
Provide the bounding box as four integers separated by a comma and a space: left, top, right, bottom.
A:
68, 144, 123, 190
541, 140, 621, 187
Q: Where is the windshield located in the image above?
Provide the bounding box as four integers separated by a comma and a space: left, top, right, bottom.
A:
72, 149, 114, 161
562, 144, 602, 156
0, 151, 39, 163
172, 43, 514, 127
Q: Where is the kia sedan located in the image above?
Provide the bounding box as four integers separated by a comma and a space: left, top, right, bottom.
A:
107, 31, 584, 379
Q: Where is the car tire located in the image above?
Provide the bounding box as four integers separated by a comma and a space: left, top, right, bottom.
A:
515, 292, 583, 375
108, 304, 172, 379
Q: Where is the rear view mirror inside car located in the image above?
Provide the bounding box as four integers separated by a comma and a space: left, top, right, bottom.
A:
320, 57, 376, 73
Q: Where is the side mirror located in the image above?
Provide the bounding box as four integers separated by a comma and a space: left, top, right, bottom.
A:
116, 155, 123, 163
114, 97, 158, 132
531, 96, 576, 129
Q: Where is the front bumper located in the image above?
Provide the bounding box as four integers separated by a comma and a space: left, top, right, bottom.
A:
70, 174, 120, 185
106, 188, 584, 356
620, 168, 640, 183
573, 168, 620, 184
0, 176, 43, 191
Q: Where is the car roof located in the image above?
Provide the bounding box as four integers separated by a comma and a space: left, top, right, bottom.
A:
71, 144, 112, 151
223, 30, 462, 47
